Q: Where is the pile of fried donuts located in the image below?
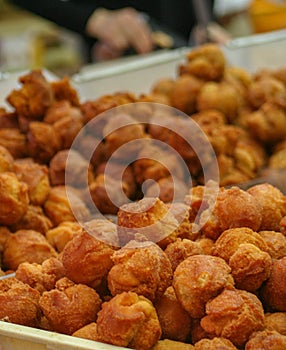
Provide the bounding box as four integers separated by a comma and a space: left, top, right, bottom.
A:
0, 44, 286, 349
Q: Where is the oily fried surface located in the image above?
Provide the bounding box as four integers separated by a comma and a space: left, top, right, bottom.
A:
96, 291, 161, 350
39, 277, 101, 335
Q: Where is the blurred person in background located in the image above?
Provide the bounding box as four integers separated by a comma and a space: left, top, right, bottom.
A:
9, 0, 231, 62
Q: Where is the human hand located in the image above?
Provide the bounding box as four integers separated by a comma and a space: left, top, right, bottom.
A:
86, 7, 154, 60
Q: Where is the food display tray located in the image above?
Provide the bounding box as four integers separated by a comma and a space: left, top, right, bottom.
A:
0, 29, 286, 350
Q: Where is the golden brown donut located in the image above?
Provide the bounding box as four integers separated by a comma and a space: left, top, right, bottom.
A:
259, 230, 286, 259
200, 288, 265, 347
13, 158, 50, 206
173, 255, 234, 319
0, 277, 41, 327
228, 243, 272, 292
155, 286, 192, 342
0, 172, 29, 226
3, 229, 57, 271
247, 183, 286, 232
194, 337, 238, 349
0, 145, 14, 173
265, 312, 286, 335
60, 228, 115, 289
108, 240, 172, 302
39, 277, 101, 335
245, 330, 286, 350
46, 221, 82, 252
15, 257, 65, 293
96, 291, 161, 350
212, 227, 269, 263
260, 256, 286, 311
0, 128, 28, 158
72, 322, 100, 341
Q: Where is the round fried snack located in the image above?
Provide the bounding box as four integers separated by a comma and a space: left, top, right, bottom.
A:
0, 145, 14, 173
60, 229, 115, 289
11, 205, 53, 235
155, 286, 192, 342
259, 230, 286, 259
0, 172, 29, 226
0, 277, 41, 327
44, 185, 90, 226
46, 221, 82, 252
201, 187, 262, 240
152, 339, 194, 349
173, 255, 234, 319
39, 277, 101, 335
169, 74, 203, 115
260, 256, 286, 312
245, 330, 286, 350
72, 322, 100, 342
96, 291, 161, 350
16, 257, 65, 294
180, 44, 225, 81
228, 243, 272, 292
3, 229, 57, 271
164, 238, 203, 272
201, 288, 265, 347
117, 197, 179, 248
108, 240, 172, 303
265, 312, 286, 335
212, 227, 269, 263
194, 337, 238, 349
0, 128, 28, 159
247, 183, 286, 232
13, 158, 50, 205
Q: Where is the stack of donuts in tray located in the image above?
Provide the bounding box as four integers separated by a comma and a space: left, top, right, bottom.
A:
0, 43, 286, 349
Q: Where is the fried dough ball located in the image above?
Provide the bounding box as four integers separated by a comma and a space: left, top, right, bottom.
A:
0, 172, 29, 226
96, 291, 161, 350
77, 134, 107, 168
44, 185, 90, 226
72, 322, 100, 341
180, 44, 225, 81
151, 78, 175, 97
194, 337, 238, 349
196, 81, 242, 122
117, 197, 179, 248
259, 230, 286, 259
3, 229, 57, 271
103, 112, 148, 160
11, 205, 53, 235
200, 288, 265, 347
173, 255, 234, 319
247, 183, 286, 232
0, 128, 28, 159
229, 243, 272, 291
39, 277, 101, 335
212, 227, 269, 262
199, 186, 263, 240
49, 149, 93, 188
247, 76, 286, 109
60, 228, 115, 288
245, 103, 286, 144
53, 114, 83, 150
6, 70, 54, 120
152, 339, 194, 349
260, 256, 286, 311
0, 226, 11, 257
245, 330, 286, 350
155, 286, 192, 342
164, 238, 203, 271
15, 257, 65, 293
88, 173, 132, 215
83, 218, 119, 248
51, 76, 80, 106
0, 109, 18, 129
13, 158, 50, 205
27, 121, 61, 163
46, 221, 81, 252
265, 312, 286, 335
169, 74, 203, 114
0, 277, 41, 327
0, 145, 13, 173
108, 240, 172, 302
